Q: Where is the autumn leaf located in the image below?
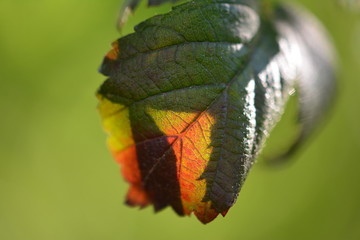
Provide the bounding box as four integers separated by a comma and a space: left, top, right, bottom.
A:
97, 0, 336, 224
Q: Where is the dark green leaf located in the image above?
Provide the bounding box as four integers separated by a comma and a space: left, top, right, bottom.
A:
98, 0, 336, 223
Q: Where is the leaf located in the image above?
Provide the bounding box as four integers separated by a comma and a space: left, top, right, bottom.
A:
97, 0, 336, 223
268, 3, 336, 162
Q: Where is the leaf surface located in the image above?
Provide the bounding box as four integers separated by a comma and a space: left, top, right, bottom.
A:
98, 0, 336, 223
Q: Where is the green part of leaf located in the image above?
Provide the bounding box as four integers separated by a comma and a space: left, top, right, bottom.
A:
99, 0, 336, 217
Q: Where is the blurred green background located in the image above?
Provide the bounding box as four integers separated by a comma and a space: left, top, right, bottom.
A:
0, 0, 359, 239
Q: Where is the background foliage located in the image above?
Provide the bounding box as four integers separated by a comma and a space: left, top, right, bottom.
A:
0, 0, 359, 239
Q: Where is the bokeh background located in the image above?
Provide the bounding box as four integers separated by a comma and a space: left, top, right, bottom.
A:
1, 0, 359, 239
